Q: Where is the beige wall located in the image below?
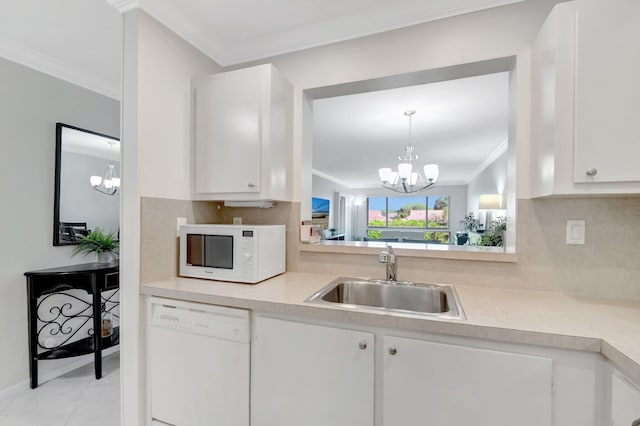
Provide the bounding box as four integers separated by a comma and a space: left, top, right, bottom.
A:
140, 198, 220, 282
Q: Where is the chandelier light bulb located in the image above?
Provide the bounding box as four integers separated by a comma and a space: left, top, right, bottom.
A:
410, 172, 418, 186
424, 164, 439, 182
389, 171, 398, 184
378, 168, 392, 183
90, 175, 102, 186
398, 163, 412, 179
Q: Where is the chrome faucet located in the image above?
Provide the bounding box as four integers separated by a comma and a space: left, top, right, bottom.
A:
378, 245, 397, 282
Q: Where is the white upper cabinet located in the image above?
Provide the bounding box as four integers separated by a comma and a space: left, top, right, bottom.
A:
573, 0, 640, 184
530, 0, 640, 196
192, 64, 293, 201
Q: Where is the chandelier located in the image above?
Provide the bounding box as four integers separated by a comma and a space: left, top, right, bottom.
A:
378, 110, 439, 193
89, 140, 120, 195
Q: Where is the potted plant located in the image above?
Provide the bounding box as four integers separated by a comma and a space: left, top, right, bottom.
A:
71, 228, 119, 264
455, 212, 480, 245
459, 212, 480, 232
479, 216, 506, 247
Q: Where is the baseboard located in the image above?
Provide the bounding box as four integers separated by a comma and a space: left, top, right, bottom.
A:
0, 346, 119, 400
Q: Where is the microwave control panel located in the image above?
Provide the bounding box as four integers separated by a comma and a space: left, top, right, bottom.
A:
238, 232, 256, 272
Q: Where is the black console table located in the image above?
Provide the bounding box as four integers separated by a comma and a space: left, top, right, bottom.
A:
24, 262, 119, 389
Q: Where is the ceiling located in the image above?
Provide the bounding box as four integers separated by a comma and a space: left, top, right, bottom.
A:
0, 0, 525, 99
0, 0, 122, 98
312, 72, 510, 188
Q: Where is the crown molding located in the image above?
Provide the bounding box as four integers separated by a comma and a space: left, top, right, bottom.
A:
104, 0, 139, 13
312, 169, 353, 189
217, 0, 527, 65
132, 0, 227, 66
466, 139, 508, 184
119, 0, 526, 66
0, 36, 120, 100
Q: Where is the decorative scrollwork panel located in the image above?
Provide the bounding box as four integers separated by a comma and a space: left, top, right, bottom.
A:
36, 288, 120, 352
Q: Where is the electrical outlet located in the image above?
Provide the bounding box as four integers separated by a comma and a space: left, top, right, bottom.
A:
233, 217, 242, 225
177, 217, 187, 237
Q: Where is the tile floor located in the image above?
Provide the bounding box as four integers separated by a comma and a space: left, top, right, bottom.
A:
0, 353, 120, 426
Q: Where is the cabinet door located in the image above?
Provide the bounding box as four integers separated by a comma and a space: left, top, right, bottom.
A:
529, 1, 577, 197
194, 67, 262, 194
612, 374, 640, 426
383, 335, 552, 426
573, 0, 640, 183
251, 316, 374, 426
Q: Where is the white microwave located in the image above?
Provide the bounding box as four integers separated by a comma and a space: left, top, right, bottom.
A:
179, 224, 286, 284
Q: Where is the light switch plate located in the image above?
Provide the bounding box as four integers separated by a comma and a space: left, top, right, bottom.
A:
566, 220, 585, 245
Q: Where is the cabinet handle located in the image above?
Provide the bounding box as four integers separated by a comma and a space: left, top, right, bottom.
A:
586, 168, 598, 177
248, 182, 255, 188
632, 419, 640, 426
388, 345, 397, 355
358, 340, 367, 350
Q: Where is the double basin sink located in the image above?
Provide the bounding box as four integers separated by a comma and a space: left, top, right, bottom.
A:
305, 277, 465, 320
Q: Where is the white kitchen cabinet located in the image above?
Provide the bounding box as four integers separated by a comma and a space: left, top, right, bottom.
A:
250, 316, 374, 426
192, 64, 293, 201
529, 0, 640, 196
611, 372, 640, 426
382, 335, 553, 426
573, 0, 640, 184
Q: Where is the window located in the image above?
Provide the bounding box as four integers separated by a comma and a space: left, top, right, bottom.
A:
366, 195, 450, 243
427, 196, 448, 228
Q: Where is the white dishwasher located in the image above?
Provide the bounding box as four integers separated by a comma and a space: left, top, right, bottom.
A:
148, 297, 250, 426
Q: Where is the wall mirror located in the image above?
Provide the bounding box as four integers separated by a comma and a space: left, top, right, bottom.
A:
304, 57, 517, 255
53, 123, 120, 246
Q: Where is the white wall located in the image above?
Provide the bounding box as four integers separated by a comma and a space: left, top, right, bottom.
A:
312, 174, 350, 201
0, 57, 119, 392
312, 174, 351, 230
119, 10, 222, 425
467, 150, 508, 212
137, 12, 223, 200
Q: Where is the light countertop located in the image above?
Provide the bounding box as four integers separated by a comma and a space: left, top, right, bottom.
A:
141, 272, 640, 383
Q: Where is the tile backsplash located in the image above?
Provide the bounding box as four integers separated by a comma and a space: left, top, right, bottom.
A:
140, 197, 221, 282
140, 196, 640, 300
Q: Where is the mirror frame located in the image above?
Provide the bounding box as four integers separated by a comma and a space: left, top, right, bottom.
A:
53, 122, 120, 246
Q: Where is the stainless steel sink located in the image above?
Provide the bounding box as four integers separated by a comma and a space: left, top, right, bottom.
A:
305, 277, 465, 319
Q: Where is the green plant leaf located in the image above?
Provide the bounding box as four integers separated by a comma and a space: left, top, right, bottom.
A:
71, 227, 119, 258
